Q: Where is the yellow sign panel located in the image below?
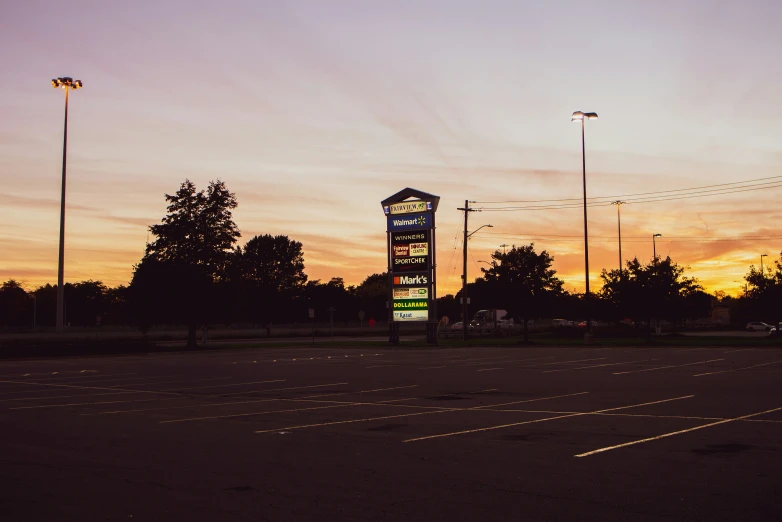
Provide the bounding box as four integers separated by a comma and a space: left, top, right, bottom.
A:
389, 201, 428, 215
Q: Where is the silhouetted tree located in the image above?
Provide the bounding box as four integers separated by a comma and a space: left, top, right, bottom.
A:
0, 280, 32, 329
600, 256, 701, 333
354, 273, 387, 323
481, 244, 564, 341
742, 252, 782, 328
63, 280, 107, 327
134, 179, 240, 347
231, 234, 307, 324
305, 277, 357, 323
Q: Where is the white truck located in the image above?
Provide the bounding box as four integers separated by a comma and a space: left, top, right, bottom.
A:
472, 309, 515, 329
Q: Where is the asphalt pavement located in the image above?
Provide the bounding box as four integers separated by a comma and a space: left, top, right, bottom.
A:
1, 344, 781, 521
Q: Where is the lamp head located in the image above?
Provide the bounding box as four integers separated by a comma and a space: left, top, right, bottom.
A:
653, 233, 662, 238
572, 111, 598, 122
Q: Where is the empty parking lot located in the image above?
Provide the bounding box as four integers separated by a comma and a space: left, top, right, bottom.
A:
1, 344, 781, 521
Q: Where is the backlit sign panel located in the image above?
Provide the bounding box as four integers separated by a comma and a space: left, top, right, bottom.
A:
385, 200, 431, 215
393, 310, 429, 321
393, 287, 429, 300
387, 212, 431, 232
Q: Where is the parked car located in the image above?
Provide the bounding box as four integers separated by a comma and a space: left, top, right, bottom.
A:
450, 321, 473, 331
746, 322, 774, 332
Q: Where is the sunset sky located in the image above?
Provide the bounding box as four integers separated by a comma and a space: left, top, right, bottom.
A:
2, 0, 781, 297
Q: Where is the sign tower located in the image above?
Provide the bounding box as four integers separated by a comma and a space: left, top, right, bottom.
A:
381, 188, 440, 344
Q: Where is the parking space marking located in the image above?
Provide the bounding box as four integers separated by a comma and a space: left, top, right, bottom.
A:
10, 397, 183, 410
575, 406, 782, 458
693, 359, 782, 377
0, 369, 97, 378
419, 366, 446, 370
81, 382, 370, 416
1, 387, 187, 403
160, 379, 285, 392
366, 365, 397, 369
402, 395, 693, 443
543, 359, 658, 373
613, 359, 725, 375
476, 368, 504, 372
519, 357, 609, 368
0, 378, 189, 396
1, 373, 138, 385
159, 396, 447, 424
254, 392, 590, 435
0, 376, 236, 400
723, 348, 755, 354
153, 385, 420, 422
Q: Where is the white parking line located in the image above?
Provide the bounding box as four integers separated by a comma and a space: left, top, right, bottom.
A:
613, 359, 724, 375
575, 406, 782, 457
402, 395, 693, 443
520, 357, 608, 368
543, 359, 657, 373
255, 392, 590, 435
476, 368, 504, 372
693, 360, 782, 377
82, 382, 356, 415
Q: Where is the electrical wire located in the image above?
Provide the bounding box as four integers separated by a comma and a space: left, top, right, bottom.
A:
473, 175, 782, 205
477, 181, 782, 211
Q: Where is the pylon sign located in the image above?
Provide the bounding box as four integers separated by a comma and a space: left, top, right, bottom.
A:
381, 188, 439, 328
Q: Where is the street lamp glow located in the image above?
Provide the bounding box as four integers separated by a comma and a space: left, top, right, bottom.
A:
653, 233, 662, 260
51, 76, 84, 333
572, 111, 598, 121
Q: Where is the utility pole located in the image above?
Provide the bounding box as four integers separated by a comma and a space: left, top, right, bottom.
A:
457, 200, 476, 342
500, 244, 508, 254
612, 201, 625, 276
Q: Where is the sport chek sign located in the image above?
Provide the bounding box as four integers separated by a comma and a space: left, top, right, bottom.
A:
391, 230, 430, 273
381, 192, 438, 324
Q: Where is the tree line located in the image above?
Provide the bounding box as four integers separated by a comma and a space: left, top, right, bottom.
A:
1, 179, 780, 346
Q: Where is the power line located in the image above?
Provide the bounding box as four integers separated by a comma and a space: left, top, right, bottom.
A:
477, 182, 782, 211
477, 232, 782, 240
474, 175, 782, 205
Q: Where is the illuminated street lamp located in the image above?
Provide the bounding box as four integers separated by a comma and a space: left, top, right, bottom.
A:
572, 110, 598, 335
653, 233, 662, 260
51, 77, 83, 333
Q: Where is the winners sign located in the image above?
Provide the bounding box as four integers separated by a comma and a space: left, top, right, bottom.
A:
381, 191, 439, 331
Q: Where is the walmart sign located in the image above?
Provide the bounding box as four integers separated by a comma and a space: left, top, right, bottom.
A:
386, 212, 431, 232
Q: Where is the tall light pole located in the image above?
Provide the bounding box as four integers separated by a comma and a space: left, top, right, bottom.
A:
52, 77, 83, 333
572, 110, 598, 335
760, 254, 768, 275
611, 200, 625, 275
653, 233, 662, 260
